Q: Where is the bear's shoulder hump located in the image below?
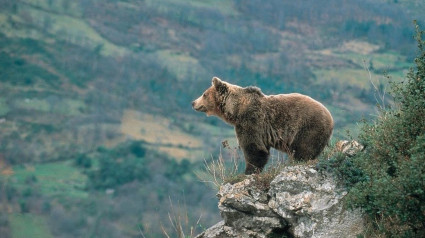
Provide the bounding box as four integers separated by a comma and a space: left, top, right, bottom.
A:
244, 86, 264, 96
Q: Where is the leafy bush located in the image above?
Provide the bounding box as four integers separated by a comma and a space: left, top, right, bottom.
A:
346, 23, 425, 237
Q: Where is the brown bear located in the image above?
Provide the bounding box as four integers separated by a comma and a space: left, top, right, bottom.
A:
192, 77, 334, 174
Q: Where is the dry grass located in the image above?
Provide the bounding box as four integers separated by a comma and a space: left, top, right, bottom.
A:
196, 142, 244, 190
160, 197, 203, 238
197, 143, 290, 191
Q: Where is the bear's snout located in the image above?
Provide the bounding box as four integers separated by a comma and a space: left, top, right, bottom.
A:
192, 99, 207, 112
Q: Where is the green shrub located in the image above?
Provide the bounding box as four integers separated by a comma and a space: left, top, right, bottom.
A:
74, 153, 92, 168
316, 145, 366, 188
129, 141, 146, 158
347, 22, 425, 237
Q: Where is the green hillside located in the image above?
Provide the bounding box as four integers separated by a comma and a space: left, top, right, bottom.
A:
0, 0, 423, 237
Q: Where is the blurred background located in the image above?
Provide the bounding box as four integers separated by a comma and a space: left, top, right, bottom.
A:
0, 0, 424, 237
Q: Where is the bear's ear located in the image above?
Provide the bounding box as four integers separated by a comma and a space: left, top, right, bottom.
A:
212, 77, 228, 94
212, 77, 222, 86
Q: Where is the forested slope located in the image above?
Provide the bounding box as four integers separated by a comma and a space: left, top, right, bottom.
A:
0, 0, 423, 237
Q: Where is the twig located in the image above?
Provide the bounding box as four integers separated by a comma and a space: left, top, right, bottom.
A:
138, 225, 146, 238
362, 58, 387, 110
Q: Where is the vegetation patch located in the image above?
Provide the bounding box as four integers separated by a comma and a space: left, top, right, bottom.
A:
120, 110, 203, 161
21, 0, 83, 17
15, 98, 50, 112
314, 68, 380, 90
87, 141, 149, 189
9, 213, 53, 238
12, 161, 88, 199
17, 4, 128, 56
313, 44, 411, 94
0, 52, 59, 87
146, 0, 237, 16
155, 50, 207, 81
346, 23, 425, 237
338, 40, 380, 55
0, 98, 9, 116
12, 97, 84, 115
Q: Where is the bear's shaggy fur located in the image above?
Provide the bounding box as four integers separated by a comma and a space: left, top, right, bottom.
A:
192, 77, 334, 174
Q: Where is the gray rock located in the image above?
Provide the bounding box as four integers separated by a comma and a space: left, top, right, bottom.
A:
268, 165, 364, 237
195, 221, 239, 238
197, 146, 365, 238
216, 176, 288, 237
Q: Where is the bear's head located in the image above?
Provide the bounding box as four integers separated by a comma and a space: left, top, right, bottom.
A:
192, 77, 264, 124
192, 77, 231, 118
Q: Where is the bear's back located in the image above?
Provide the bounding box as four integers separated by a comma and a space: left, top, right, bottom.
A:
263, 93, 333, 130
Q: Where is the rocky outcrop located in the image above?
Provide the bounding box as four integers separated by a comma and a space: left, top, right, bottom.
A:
197, 155, 365, 238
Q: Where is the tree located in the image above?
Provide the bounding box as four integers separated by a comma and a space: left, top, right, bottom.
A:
88, 142, 149, 189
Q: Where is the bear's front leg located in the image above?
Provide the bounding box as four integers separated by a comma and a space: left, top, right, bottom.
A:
235, 125, 270, 174
242, 143, 270, 174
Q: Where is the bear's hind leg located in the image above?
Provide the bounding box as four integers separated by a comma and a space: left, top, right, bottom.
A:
292, 128, 330, 161
292, 145, 317, 161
